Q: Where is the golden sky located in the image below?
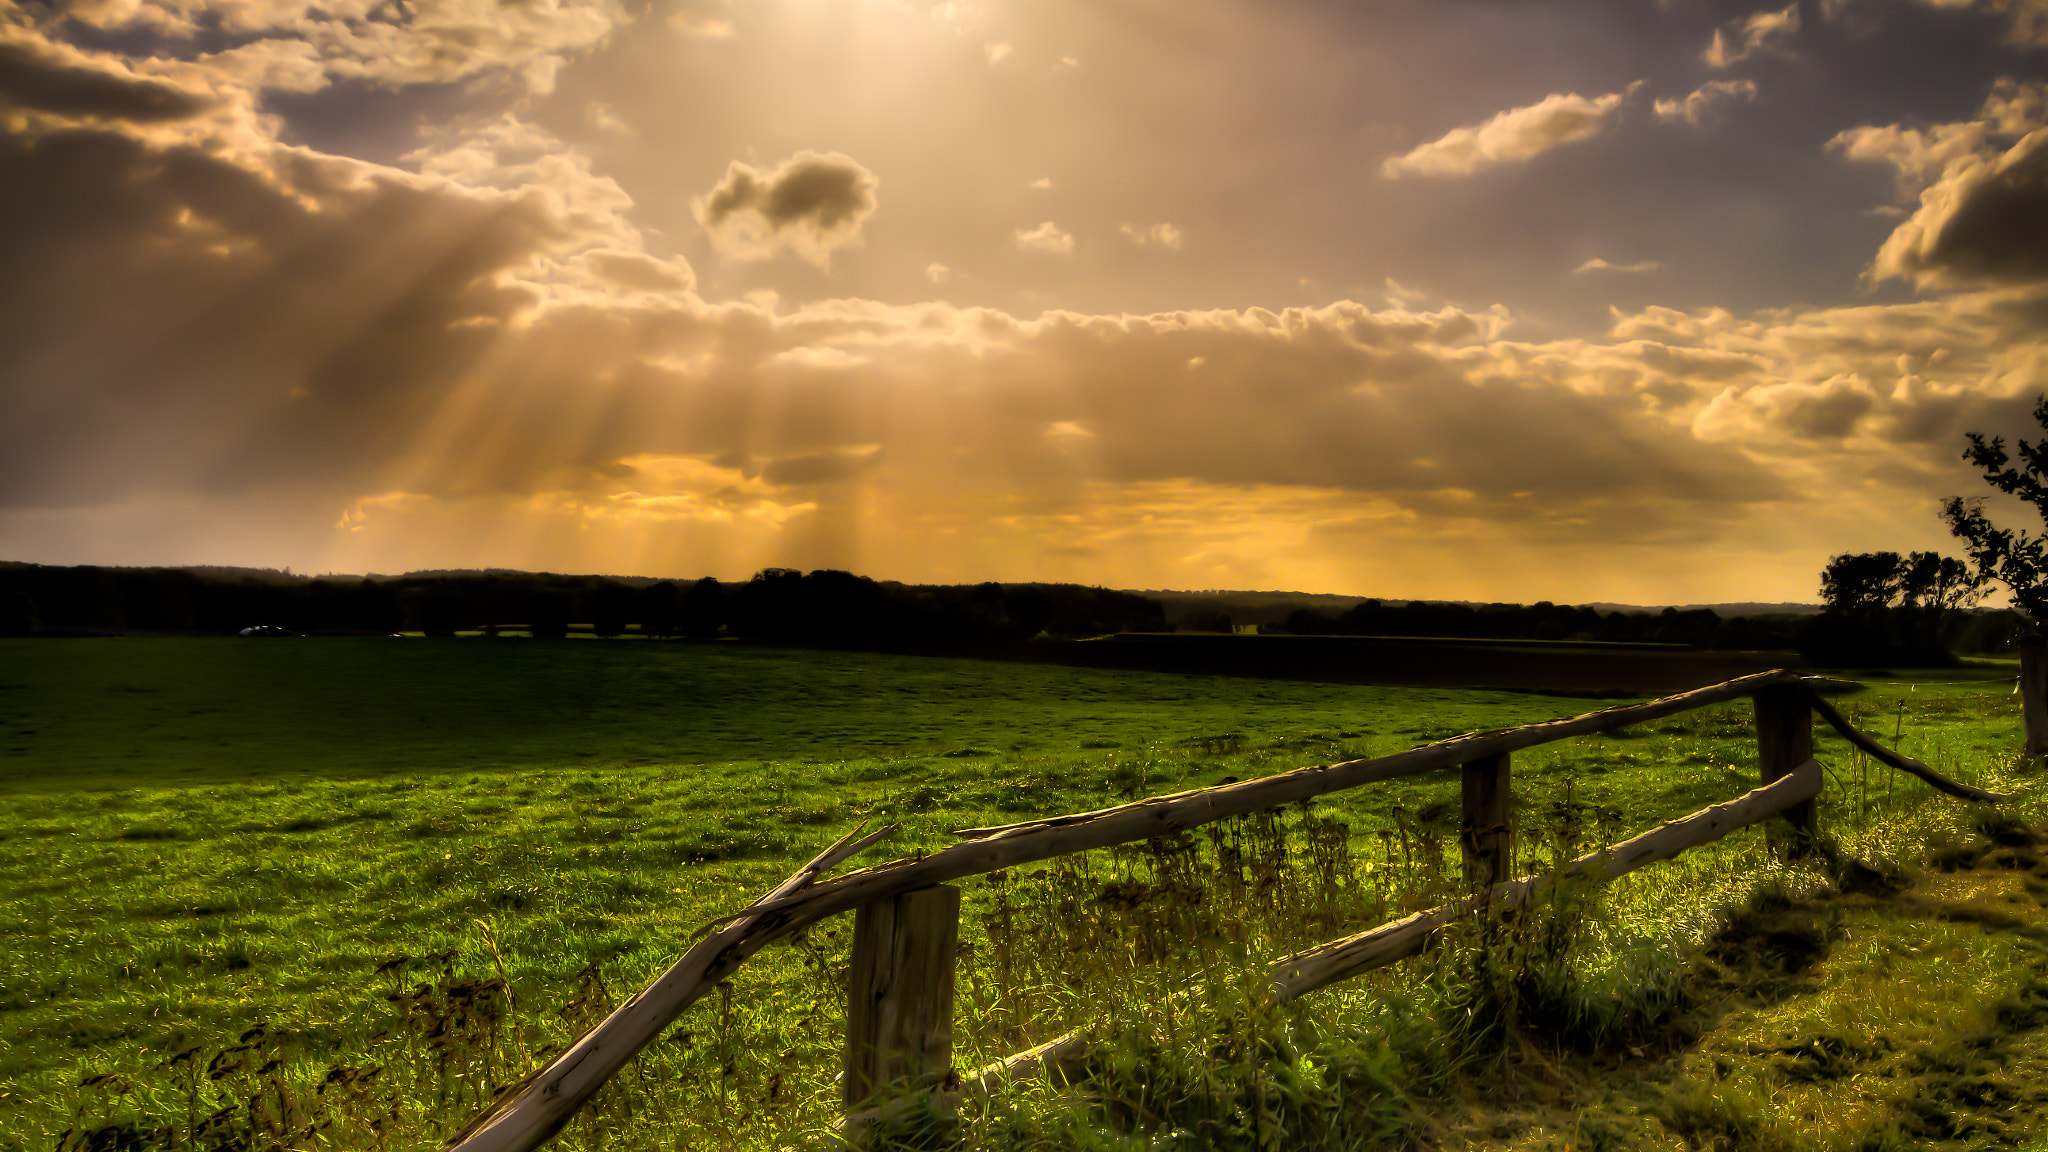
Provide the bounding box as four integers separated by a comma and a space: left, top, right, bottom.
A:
2, 0, 2047, 602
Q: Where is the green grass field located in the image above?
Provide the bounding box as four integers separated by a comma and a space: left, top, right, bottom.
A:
0, 638, 2039, 1150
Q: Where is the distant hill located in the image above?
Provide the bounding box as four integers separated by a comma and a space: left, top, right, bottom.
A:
1587, 601, 1824, 618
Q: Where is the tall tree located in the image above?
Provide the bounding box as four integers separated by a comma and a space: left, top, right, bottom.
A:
1943, 393, 2048, 753
1819, 552, 1903, 620
1812, 551, 1980, 666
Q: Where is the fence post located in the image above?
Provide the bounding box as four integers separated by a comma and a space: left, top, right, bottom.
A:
2021, 636, 2048, 758
1753, 683, 1817, 846
1460, 752, 1512, 888
843, 884, 961, 1112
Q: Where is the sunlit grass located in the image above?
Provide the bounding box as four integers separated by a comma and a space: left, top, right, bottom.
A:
2, 641, 2043, 1149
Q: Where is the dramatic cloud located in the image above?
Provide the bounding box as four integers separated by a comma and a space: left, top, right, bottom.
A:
0, 37, 212, 121
36, 0, 629, 95
3, 0, 2044, 603
1835, 79, 2048, 286
1015, 220, 1074, 254
1380, 87, 1637, 179
1654, 79, 1759, 125
0, 19, 686, 514
695, 151, 879, 268
1703, 4, 1801, 68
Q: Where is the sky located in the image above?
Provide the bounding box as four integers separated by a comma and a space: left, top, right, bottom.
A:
2, 0, 2046, 604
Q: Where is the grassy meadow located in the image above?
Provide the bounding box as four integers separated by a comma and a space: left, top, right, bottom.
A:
1, 637, 2044, 1150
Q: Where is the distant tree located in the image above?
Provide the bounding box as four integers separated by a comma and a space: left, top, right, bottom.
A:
1284, 607, 1335, 635
0, 589, 34, 637
1807, 551, 1979, 666
529, 591, 571, 640
592, 582, 634, 637
404, 589, 464, 637
348, 579, 405, 633
1338, 599, 1387, 635
680, 577, 725, 639
638, 581, 680, 637
1650, 607, 1721, 649
1820, 552, 1906, 620
1004, 586, 1053, 638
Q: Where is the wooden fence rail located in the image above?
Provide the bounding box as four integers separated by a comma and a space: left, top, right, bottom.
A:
444, 671, 2016, 1152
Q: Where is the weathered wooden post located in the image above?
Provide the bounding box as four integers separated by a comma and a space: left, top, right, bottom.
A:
843, 885, 961, 1112
1460, 752, 1512, 888
1753, 683, 1817, 846
2021, 636, 2048, 758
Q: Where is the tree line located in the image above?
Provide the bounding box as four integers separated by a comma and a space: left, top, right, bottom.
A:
1, 555, 2028, 662
1267, 599, 1782, 649
0, 563, 1167, 649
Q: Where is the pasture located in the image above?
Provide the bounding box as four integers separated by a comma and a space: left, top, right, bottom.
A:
0, 637, 2041, 1150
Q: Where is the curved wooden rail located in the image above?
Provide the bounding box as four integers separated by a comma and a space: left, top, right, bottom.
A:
1802, 685, 2013, 803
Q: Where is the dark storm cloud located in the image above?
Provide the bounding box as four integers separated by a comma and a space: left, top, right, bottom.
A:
701, 153, 875, 231
694, 151, 879, 265
0, 37, 211, 121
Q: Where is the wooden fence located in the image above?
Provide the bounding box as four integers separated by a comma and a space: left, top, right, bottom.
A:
442, 669, 2015, 1152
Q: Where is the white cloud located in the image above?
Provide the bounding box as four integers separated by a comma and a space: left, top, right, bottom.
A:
1119, 222, 1183, 249
985, 42, 1012, 64
1015, 220, 1074, 254
926, 262, 952, 283
1654, 79, 1760, 126
1703, 4, 1801, 68
1380, 86, 1638, 179
1029, 177, 1053, 190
